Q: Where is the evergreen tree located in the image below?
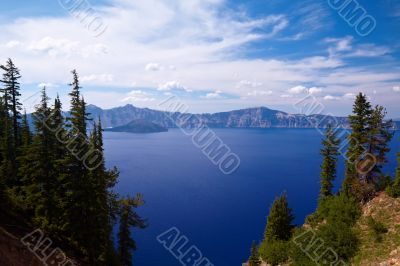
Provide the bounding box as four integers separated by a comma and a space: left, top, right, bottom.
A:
0, 59, 22, 147
61, 70, 95, 261
88, 119, 120, 264
366, 105, 394, 184
319, 124, 340, 200
118, 195, 147, 266
20, 111, 32, 147
263, 193, 294, 242
0, 97, 5, 201
18, 88, 60, 231
342, 93, 372, 195
387, 152, 400, 197
248, 241, 261, 266
0, 60, 20, 184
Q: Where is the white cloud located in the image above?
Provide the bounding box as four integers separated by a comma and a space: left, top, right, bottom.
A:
27, 36, 80, 57
343, 93, 356, 99
237, 80, 263, 88
323, 95, 341, 101
122, 89, 156, 102
145, 63, 161, 71
247, 90, 272, 96
0, 0, 398, 115
393, 86, 400, 92
158, 81, 192, 92
203, 90, 223, 99
5, 40, 21, 48
346, 44, 390, 58
288, 85, 308, 94
325, 36, 353, 53
81, 74, 114, 83
309, 87, 322, 94
37, 82, 59, 88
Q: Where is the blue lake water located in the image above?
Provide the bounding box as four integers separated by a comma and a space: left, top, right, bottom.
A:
104, 129, 399, 266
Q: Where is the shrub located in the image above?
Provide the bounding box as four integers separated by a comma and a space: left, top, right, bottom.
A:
259, 240, 289, 266
289, 228, 315, 266
350, 179, 376, 203
317, 194, 361, 226
386, 177, 400, 198
366, 216, 388, 242
317, 221, 359, 262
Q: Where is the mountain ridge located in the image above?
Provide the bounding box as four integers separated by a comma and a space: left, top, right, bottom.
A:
86, 104, 400, 129
86, 104, 354, 129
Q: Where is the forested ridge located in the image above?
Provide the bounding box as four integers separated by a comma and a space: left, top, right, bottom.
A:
0, 59, 146, 266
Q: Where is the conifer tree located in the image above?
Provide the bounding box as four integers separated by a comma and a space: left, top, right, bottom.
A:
0, 60, 21, 184
0, 59, 22, 147
259, 193, 294, 265
88, 119, 119, 264
366, 105, 394, 183
248, 241, 261, 266
61, 70, 95, 260
18, 88, 60, 230
118, 195, 147, 266
263, 193, 294, 242
342, 93, 372, 195
20, 111, 32, 147
319, 124, 340, 200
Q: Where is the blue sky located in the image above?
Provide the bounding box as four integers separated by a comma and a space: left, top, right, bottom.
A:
0, 0, 399, 117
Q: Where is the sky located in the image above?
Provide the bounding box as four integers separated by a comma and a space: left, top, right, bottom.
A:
0, 0, 399, 117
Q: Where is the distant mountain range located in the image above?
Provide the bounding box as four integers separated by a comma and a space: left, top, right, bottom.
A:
25, 104, 399, 130
87, 104, 354, 129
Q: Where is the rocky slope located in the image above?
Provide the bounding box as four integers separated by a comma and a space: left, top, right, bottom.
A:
353, 192, 400, 266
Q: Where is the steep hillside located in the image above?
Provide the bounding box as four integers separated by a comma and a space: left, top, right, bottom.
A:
0, 227, 44, 266
353, 192, 400, 266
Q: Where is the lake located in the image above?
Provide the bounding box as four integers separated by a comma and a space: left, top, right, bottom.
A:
104, 129, 399, 266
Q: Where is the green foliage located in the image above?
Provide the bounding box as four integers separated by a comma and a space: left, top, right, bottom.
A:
259, 240, 289, 266
343, 93, 372, 195
118, 195, 147, 266
260, 193, 294, 265
366, 216, 388, 242
0, 62, 146, 265
319, 124, 340, 200
317, 194, 361, 226
248, 241, 261, 266
317, 221, 359, 262
263, 193, 294, 242
343, 93, 393, 198
387, 152, 400, 198
289, 228, 315, 266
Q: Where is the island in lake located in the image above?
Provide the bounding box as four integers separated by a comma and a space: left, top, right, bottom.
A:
105, 119, 168, 133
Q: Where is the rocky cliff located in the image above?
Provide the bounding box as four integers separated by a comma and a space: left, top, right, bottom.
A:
87, 104, 352, 129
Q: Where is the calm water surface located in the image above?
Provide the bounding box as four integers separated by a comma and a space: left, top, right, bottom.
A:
104, 129, 399, 266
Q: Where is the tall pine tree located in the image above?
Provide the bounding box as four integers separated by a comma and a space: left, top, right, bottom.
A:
342, 93, 372, 195
319, 124, 340, 200
0, 59, 22, 184
0, 59, 22, 147
118, 195, 147, 266
366, 105, 394, 183
262, 193, 294, 242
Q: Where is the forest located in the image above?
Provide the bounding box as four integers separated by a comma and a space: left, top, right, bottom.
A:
0, 59, 146, 266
